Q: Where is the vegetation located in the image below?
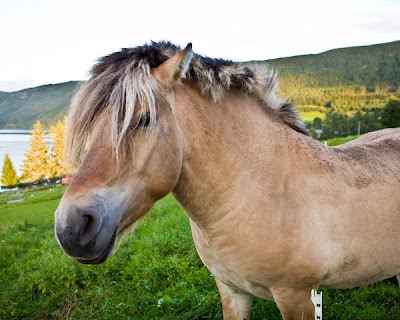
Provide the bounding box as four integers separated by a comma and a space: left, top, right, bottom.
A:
325, 135, 359, 147
1, 153, 20, 187
21, 121, 51, 183
16, 119, 69, 185
0, 187, 399, 319
271, 41, 400, 88
270, 40, 400, 115
299, 110, 326, 122
306, 98, 400, 140
308, 109, 383, 140
48, 117, 68, 179
381, 98, 400, 128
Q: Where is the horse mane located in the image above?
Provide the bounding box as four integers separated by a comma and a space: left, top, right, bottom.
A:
66, 41, 309, 167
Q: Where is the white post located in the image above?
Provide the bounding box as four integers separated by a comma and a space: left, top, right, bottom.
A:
311, 289, 322, 320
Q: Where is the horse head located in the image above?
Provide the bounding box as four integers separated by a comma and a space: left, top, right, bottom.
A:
55, 44, 194, 264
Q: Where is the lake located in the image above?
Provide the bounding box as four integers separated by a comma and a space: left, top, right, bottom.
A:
0, 130, 53, 179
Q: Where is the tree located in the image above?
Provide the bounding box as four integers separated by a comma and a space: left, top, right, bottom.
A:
313, 117, 322, 130
1, 153, 20, 187
381, 98, 400, 128
21, 120, 50, 183
48, 117, 67, 178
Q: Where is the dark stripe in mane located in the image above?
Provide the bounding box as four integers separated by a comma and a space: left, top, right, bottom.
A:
91, 41, 308, 136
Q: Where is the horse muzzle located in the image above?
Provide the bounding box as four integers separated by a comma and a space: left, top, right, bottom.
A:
55, 200, 119, 264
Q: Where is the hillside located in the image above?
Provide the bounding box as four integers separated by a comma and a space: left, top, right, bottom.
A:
0, 81, 81, 129
270, 41, 400, 87
0, 41, 399, 129
268, 41, 400, 113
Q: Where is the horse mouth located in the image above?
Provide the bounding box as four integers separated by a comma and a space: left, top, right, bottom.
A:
77, 228, 118, 265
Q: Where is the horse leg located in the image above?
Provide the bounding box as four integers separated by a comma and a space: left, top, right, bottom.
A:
272, 287, 315, 320
397, 273, 400, 286
215, 278, 252, 320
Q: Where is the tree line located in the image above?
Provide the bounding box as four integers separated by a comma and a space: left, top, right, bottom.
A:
307, 98, 400, 140
1, 118, 69, 188
279, 84, 400, 114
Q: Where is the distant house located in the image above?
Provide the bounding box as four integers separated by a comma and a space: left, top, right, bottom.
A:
315, 129, 323, 138
61, 177, 73, 185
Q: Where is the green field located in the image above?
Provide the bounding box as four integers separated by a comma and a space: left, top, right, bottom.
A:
299, 110, 326, 122
0, 185, 399, 319
325, 135, 360, 146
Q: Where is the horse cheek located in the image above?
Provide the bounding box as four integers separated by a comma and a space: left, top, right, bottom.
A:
147, 141, 182, 199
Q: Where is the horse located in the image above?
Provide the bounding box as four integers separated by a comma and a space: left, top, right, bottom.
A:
55, 41, 400, 319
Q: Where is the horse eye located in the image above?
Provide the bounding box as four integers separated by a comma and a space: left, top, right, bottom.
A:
137, 114, 151, 128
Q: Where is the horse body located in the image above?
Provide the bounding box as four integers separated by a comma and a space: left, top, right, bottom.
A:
55, 42, 400, 319
171, 84, 400, 317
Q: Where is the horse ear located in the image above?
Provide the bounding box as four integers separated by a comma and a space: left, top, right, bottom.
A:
152, 43, 193, 90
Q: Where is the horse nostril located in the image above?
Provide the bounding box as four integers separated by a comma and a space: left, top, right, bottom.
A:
81, 214, 94, 235
78, 212, 102, 246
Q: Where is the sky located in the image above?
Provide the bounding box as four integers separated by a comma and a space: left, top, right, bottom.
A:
0, 0, 399, 92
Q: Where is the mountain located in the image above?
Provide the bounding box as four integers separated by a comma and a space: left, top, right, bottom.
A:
0, 41, 399, 129
0, 81, 81, 129
269, 41, 400, 87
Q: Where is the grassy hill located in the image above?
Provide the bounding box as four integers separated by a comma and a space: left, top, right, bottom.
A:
0, 41, 399, 129
0, 81, 81, 129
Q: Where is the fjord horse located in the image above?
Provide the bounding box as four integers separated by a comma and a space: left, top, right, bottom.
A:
55, 42, 400, 319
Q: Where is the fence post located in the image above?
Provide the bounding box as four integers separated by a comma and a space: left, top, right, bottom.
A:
311, 289, 322, 320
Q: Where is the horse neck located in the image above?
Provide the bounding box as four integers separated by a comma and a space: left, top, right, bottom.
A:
171, 84, 314, 229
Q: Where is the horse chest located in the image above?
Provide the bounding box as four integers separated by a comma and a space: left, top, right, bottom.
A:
189, 219, 274, 300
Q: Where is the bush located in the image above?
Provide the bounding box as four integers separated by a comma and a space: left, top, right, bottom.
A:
381, 98, 400, 128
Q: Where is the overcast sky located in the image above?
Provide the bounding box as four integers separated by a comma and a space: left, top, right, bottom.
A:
1, 0, 399, 92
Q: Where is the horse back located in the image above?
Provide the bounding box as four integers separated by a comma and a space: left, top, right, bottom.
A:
331, 128, 400, 177
337, 128, 400, 148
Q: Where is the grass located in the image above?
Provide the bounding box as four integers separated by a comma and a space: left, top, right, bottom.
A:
0, 187, 399, 319
325, 135, 359, 146
0, 186, 66, 224
299, 111, 326, 122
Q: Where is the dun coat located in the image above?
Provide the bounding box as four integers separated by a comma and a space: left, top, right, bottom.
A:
55, 42, 400, 320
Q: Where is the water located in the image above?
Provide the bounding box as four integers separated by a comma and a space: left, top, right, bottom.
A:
0, 130, 53, 178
